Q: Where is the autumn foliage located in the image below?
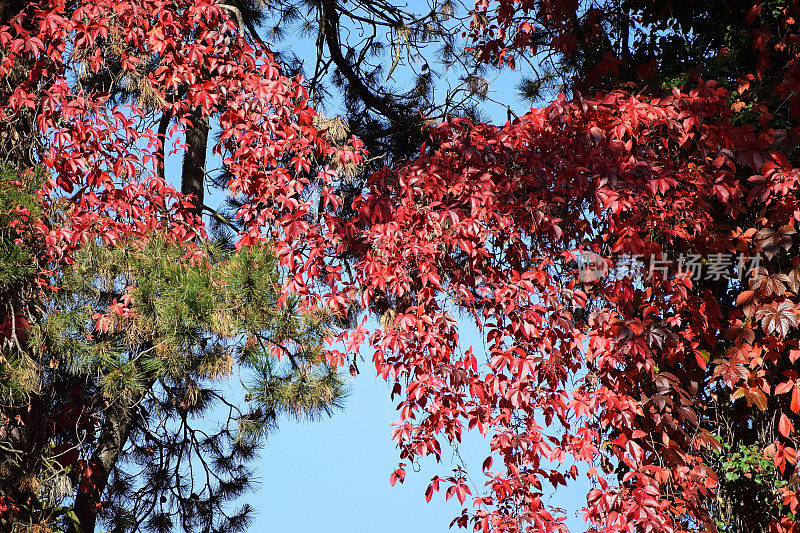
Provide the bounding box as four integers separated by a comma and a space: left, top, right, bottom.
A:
4, 0, 800, 532
0, 0, 359, 530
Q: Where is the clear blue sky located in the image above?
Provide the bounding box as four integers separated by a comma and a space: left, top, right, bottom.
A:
252, 367, 471, 532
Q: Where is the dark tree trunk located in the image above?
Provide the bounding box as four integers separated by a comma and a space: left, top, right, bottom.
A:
70, 404, 136, 533
157, 112, 171, 182
181, 110, 210, 216
619, 4, 631, 79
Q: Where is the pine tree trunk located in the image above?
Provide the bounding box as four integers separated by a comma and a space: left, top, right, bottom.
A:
70, 367, 157, 532
181, 109, 210, 217
70, 404, 136, 533
157, 112, 171, 182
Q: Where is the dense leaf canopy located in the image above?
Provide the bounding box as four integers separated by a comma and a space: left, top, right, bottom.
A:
3, 0, 800, 532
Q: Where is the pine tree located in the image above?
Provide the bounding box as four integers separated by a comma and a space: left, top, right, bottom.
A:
0, 166, 346, 532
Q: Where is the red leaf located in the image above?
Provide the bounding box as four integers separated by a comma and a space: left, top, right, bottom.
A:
792, 387, 800, 414
780, 413, 795, 437
389, 468, 406, 487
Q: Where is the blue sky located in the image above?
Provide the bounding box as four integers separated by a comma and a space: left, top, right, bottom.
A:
253, 368, 470, 532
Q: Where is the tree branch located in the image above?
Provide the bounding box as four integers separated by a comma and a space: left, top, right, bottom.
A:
320, 0, 405, 124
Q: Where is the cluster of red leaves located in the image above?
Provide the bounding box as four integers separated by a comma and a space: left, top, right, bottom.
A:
469, 0, 800, 119
333, 2, 800, 531
467, 0, 602, 70
2, 1, 194, 258
0, 0, 361, 273
0, 494, 19, 521
348, 81, 800, 530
